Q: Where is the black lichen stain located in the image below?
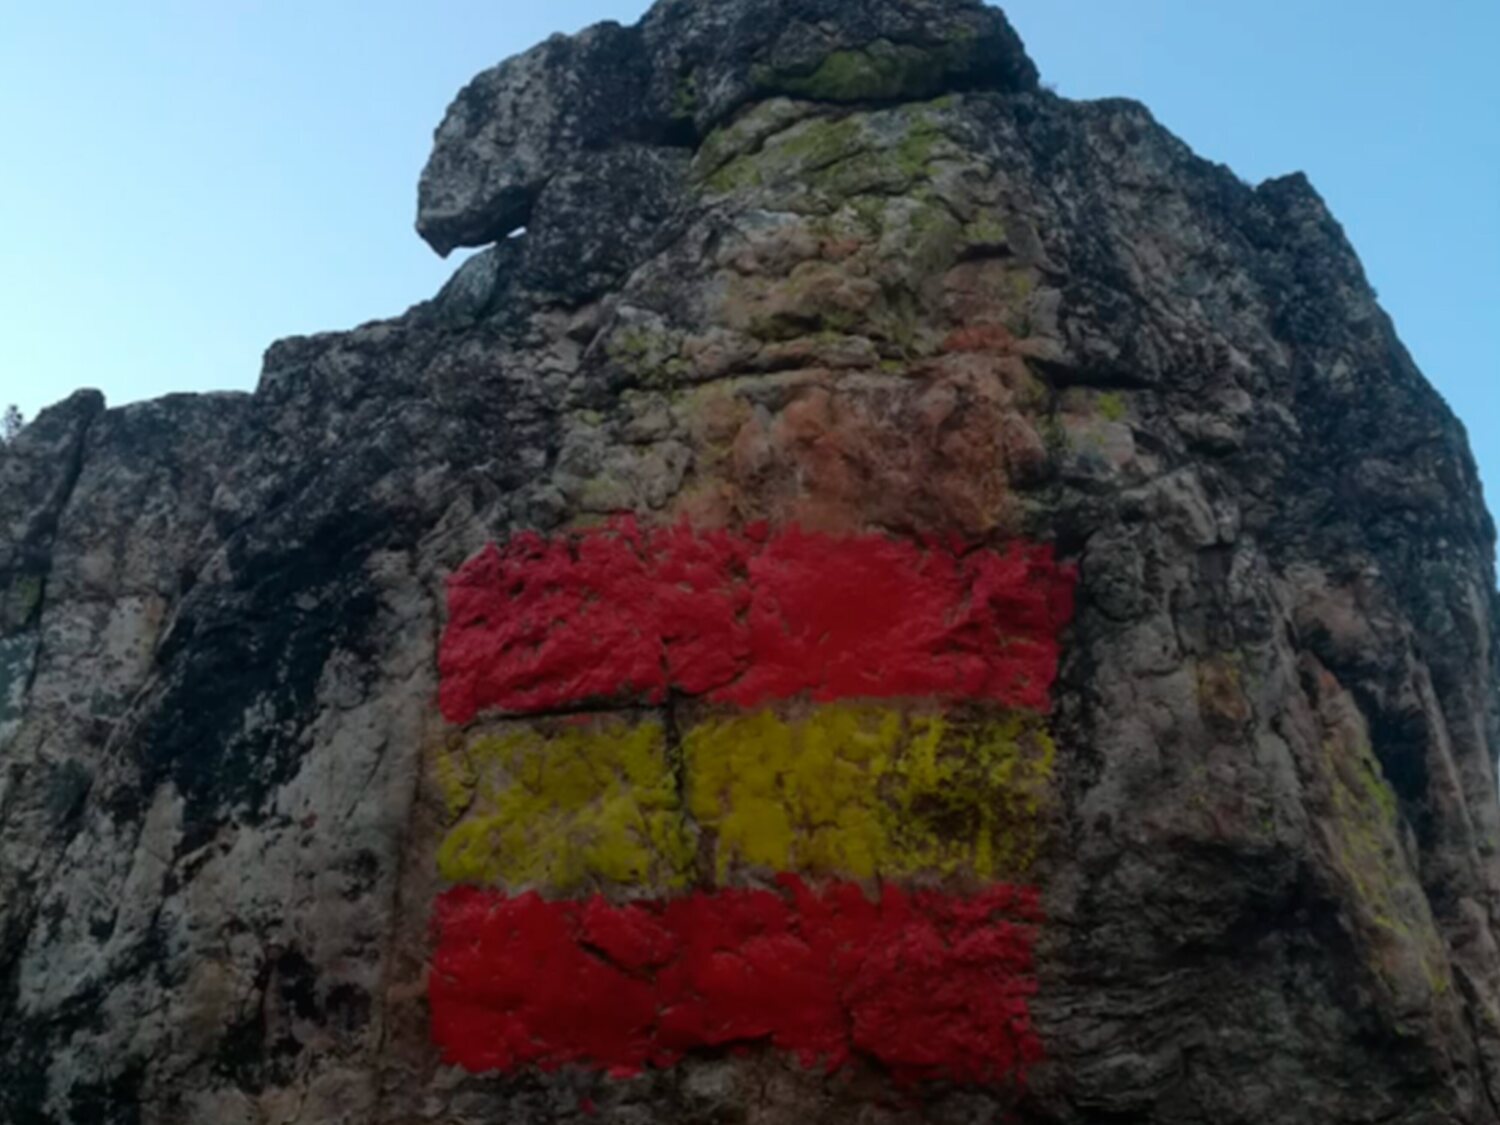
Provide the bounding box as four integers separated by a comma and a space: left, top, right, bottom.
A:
67, 1063, 144, 1125
212, 946, 371, 1094
126, 505, 388, 852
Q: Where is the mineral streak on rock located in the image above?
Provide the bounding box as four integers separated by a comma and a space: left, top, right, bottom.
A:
3, 0, 1500, 1121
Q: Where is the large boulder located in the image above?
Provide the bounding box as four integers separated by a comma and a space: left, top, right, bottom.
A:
5, 1, 1499, 1123
416, 0, 1036, 254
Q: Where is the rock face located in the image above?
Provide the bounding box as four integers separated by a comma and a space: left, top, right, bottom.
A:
3, 1, 1499, 1121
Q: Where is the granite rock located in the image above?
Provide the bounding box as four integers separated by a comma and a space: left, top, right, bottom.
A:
4, 1, 1499, 1122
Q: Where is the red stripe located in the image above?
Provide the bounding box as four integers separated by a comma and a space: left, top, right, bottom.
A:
439, 520, 1075, 722
429, 877, 1043, 1083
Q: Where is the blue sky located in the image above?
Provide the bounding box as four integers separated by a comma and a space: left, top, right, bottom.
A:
2, 2, 1496, 499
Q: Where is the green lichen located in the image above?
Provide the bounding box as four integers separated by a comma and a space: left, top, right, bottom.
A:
703, 101, 955, 201
672, 72, 699, 122
705, 113, 865, 194
890, 115, 944, 178
693, 99, 817, 186
0, 633, 37, 729
732, 251, 883, 343
754, 39, 973, 104
19, 575, 41, 620
1355, 752, 1400, 826
695, 127, 737, 182
705, 156, 762, 195
606, 325, 690, 390
648, 361, 692, 391
813, 111, 947, 199
782, 114, 863, 154
1007, 269, 1038, 299
871, 286, 924, 357
16, 575, 41, 615
1095, 392, 1128, 423
608, 327, 651, 365
850, 196, 888, 237
748, 305, 861, 344
1429, 965, 1451, 997
1323, 733, 1450, 996
1039, 413, 1068, 457
574, 475, 637, 513
2, 574, 43, 632
970, 268, 1040, 340
960, 216, 1009, 252
881, 192, 963, 283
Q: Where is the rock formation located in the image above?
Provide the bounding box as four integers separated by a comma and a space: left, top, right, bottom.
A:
3, 1, 1498, 1121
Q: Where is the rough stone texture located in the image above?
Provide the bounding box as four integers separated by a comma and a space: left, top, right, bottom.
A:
416, 0, 1035, 253
4, 0, 1500, 1122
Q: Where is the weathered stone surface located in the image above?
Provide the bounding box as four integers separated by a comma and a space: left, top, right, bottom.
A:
416, 0, 1034, 253
5, 0, 1500, 1122
416, 21, 659, 255
637, 0, 1037, 128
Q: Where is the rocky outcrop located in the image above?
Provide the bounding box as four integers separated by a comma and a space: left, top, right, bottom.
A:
3, 1, 1498, 1122
415, 0, 1035, 254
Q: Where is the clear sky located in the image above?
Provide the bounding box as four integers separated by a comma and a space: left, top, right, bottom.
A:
2, 2, 1496, 499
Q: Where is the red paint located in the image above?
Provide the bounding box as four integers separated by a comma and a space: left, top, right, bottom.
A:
429, 877, 1043, 1084
439, 522, 1075, 722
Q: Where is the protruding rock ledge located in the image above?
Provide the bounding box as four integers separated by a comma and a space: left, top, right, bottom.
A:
415, 0, 1037, 255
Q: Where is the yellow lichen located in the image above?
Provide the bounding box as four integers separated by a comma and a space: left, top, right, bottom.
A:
1096, 392, 1128, 422
961, 216, 1009, 250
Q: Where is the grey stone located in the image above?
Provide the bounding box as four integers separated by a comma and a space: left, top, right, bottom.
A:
415, 0, 1035, 254
3, 1, 1498, 1122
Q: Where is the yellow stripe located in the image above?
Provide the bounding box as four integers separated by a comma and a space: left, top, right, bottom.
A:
684, 706, 1053, 882
433, 720, 692, 892
433, 706, 1053, 892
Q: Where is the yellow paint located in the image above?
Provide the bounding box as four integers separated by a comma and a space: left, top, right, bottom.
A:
436, 706, 1055, 892
434, 720, 694, 892
433, 737, 477, 821
684, 705, 1053, 881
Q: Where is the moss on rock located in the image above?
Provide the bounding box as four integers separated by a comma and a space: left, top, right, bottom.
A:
605, 323, 690, 389
752, 39, 978, 104
702, 101, 958, 205
1, 573, 44, 633
1322, 729, 1450, 1000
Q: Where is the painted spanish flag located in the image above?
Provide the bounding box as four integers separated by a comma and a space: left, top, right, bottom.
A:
429, 520, 1075, 1085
